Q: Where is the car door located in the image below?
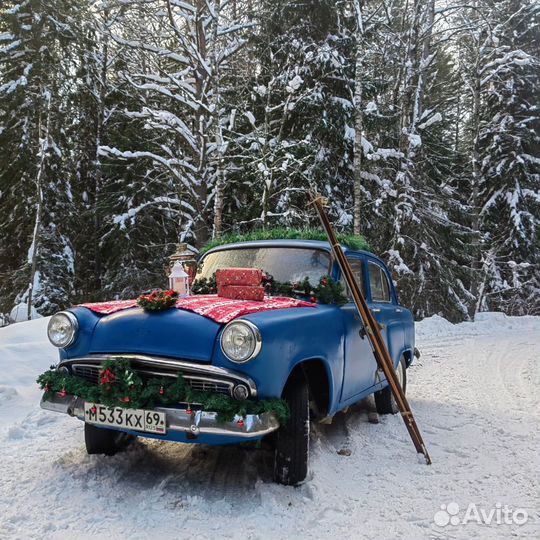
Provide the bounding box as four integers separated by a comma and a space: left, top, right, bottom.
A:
366, 259, 404, 370
340, 256, 380, 402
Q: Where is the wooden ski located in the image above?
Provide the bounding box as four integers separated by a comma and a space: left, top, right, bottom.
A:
310, 195, 432, 465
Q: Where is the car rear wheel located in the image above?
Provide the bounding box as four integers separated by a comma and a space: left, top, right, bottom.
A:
84, 423, 135, 455
374, 357, 407, 415
273, 377, 309, 486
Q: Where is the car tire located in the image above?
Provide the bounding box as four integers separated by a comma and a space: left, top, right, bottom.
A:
84, 423, 135, 456
374, 357, 407, 415
273, 377, 309, 486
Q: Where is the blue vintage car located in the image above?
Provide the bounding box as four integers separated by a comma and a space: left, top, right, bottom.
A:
41, 239, 415, 485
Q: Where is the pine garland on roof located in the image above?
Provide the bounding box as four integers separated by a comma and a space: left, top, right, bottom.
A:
200, 228, 370, 254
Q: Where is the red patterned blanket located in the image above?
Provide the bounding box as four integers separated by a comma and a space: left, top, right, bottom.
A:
78, 295, 316, 324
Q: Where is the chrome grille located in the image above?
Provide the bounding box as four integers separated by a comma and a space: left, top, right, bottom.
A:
71, 364, 233, 397
72, 365, 99, 384
188, 379, 231, 395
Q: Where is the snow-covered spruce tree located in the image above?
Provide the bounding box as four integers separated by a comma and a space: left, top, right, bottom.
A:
67, 3, 115, 300
64, 2, 162, 302
224, 0, 354, 231
347, 0, 407, 240
474, 0, 540, 315
0, 0, 77, 317
97, 0, 252, 251
349, 0, 475, 321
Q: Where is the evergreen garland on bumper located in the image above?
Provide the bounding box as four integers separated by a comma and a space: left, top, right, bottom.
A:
37, 359, 289, 424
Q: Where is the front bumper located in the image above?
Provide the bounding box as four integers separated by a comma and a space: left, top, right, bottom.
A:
40, 392, 280, 440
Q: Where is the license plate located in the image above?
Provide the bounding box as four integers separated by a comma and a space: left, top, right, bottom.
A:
84, 403, 166, 435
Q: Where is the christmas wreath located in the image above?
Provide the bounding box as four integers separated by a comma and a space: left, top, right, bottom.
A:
37, 359, 289, 424
137, 289, 178, 311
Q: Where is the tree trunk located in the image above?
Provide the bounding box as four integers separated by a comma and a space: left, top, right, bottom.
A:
352, 0, 364, 236
192, 0, 210, 247
410, 0, 435, 137
93, 25, 109, 291
27, 92, 51, 319
468, 2, 485, 316
212, 0, 224, 238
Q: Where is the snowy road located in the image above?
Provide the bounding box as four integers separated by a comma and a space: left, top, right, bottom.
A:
0, 313, 538, 540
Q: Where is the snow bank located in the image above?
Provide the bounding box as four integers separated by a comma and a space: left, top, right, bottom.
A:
9, 302, 43, 322
416, 311, 539, 339
0, 316, 49, 345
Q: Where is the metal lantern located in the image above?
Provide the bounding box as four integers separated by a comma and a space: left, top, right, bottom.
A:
169, 242, 198, 284
169, 261, 190, 296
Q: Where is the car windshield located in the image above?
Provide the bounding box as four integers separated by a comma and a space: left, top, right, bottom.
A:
196, 247, 332, 283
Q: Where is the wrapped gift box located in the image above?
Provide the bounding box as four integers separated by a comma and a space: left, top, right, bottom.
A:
216, 267, 262, 287
218, 285, 265, 301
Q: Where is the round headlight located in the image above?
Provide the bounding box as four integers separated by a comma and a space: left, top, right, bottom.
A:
47, 311, 78, 348
220, 320, 262, 363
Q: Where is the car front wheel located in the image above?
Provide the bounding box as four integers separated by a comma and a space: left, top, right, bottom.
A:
84, 423, 135, 456
273, 377, 309, 486
374, 357, 407, 415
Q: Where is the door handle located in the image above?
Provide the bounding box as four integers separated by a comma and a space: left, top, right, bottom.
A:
395, 308, 403, 313
370, 308, 381, 313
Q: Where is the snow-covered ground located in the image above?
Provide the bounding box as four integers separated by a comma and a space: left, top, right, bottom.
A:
0, 313, 538, 540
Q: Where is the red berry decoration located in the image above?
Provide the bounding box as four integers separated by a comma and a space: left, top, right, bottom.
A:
100, 367, 116, 385
159, 386, 165, 396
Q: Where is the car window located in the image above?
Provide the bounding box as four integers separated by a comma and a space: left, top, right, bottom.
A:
368, 261, 391, 302
342, 258, 366, 299
197, 247, 331, 284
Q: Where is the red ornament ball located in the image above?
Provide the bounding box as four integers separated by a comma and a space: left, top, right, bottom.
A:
237, 419, 245, 428
59, 389, 67, 398
186, 407, 193, 415
310, 296, 317, 303
159, 387, 165, 395
121, 396, 131, 404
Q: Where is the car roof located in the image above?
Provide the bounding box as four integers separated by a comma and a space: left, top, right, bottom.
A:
202, 239, 374, 259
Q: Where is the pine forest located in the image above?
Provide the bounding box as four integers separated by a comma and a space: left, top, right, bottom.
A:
0, 0, 538, 323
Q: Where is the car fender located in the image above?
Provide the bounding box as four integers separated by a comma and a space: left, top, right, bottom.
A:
212, 305, 345, 405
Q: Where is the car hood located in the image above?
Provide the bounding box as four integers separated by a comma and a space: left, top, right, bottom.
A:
87, 307, 221, 362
